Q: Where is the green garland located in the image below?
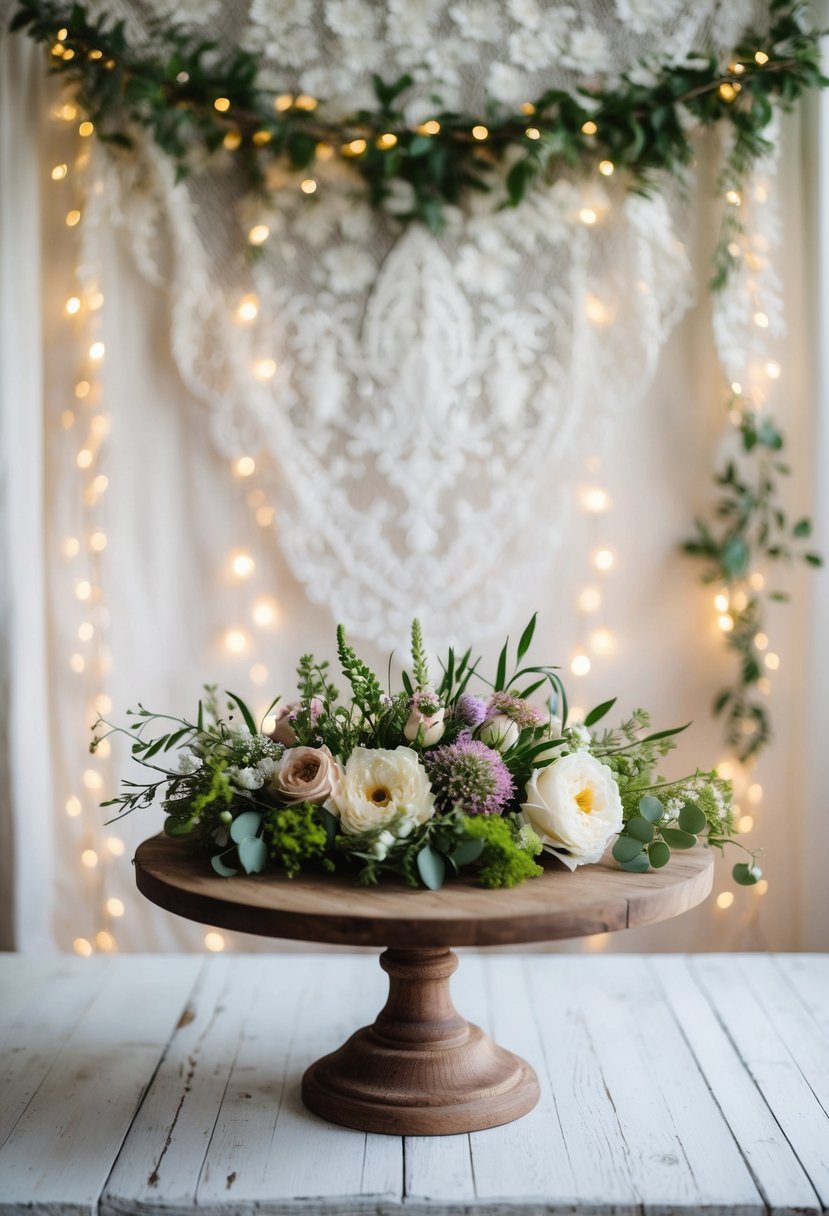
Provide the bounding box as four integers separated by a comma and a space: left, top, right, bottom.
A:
10, 0, 826, 760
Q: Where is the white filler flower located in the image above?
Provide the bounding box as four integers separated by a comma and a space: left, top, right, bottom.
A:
329, 746, 436, 835
521, 751, 623, 869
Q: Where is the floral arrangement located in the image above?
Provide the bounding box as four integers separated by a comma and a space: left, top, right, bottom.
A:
95, 618, 763, 890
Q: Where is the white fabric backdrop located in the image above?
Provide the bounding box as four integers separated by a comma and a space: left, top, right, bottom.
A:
1, 22, 827, 954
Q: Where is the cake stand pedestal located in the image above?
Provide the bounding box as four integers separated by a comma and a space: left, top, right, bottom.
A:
134, 834, 713, 1136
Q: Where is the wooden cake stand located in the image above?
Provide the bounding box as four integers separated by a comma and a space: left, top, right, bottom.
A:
135, 834, 713, 1136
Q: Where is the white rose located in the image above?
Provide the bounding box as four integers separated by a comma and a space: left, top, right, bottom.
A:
478, 713, 520, 752
328, 746, 435, 835
521, 751, 623, 870
271, 745, 342, 806
403, 697, 446, 746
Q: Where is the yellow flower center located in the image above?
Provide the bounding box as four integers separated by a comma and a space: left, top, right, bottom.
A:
369, 786, 392, 806
575, 787, 594, 815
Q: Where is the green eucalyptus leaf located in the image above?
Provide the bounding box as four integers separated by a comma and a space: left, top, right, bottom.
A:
612, 835, 644, 863
648, 840, 671, 869
238, 835, 267, 874
320, 807, 339, 849
733, 862, 761, 885
638, 795, 664, 824
450, 838, 486, 867
211, 854, 239, 877
230, 810, 264, 843
620, 853, 650, 872
660, 827, 698, 850
678, 802, 707, 835
164, 815, 194, 837
416, 845, 446, 890
626, 816, 655, 843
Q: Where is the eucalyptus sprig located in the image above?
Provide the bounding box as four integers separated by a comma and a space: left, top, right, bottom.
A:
9, 0, 827, 237
684, 401, 821, 759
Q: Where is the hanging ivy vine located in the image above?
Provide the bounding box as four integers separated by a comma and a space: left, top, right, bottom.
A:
9, 0, 826, 759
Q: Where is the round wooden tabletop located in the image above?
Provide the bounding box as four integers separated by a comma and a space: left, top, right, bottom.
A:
134, 833, 714, 947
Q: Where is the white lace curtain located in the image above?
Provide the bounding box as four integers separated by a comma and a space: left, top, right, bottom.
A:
1, 7, 827, 955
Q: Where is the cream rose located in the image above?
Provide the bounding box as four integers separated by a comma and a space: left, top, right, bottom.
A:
478, 713, 520, 753
521, 751, 623, 870
328, 746, 436, 835
271, 745, 341, 806
403, 691, 446, 747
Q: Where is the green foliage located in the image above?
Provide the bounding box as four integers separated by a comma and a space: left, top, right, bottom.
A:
336, 624, 384, 721
461, 814, 543, 889
262, 802, 331, 878
410, 618, 430, 690
683, 396, 822, 759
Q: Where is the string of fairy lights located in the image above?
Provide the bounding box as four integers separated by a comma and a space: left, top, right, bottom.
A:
50, 58, 789, 953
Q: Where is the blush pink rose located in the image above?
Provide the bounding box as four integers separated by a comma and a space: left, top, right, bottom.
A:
271, 745, 341, 806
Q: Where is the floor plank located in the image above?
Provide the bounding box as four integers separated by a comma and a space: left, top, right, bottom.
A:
693, 954, 829, 1211
0, 956, 200, 1216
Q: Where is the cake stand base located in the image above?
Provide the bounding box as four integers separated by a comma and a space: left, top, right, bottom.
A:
301, 947, 540, 1136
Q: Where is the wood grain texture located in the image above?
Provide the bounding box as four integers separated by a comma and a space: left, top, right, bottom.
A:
2, 954, 827, 1216
301, 948, 540, 1135
134, 833, 714, 947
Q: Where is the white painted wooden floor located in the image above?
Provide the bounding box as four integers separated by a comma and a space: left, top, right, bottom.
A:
0, 953, 827, 1215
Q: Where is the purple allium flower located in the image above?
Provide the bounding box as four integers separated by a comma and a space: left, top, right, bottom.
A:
453, 693, 489, 729
424, 734, 515, 816
485, 692, 544, 730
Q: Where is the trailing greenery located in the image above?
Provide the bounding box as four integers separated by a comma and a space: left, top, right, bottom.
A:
8, 0, 826, 250
684, 401, 822, 760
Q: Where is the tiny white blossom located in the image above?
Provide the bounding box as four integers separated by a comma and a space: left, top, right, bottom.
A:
230, 766, 265, 791
178, 753, 202, 775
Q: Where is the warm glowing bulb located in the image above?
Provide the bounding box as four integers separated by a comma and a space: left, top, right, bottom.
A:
594, 548, 614, 571
525, 127, 541, 140
107, 897, 125, 917
66, 209, 81, 227
581, 487, 609, 512
224, 629, 248, 654
252, 597, 277, 626
256, 505, 274, 526
754, 632, 768, 650
755, 50, 769, 65
94, 474, 108, 493
274, 93, 293, 111
344, 138, 367, 156
520, 102, 536, 116
89, 341, 105, 360
755, 879, 768, 895
598, 159, 614, 176
81, 848, 98, 868
214, 96, 231, 112
376, 132, 398, 149
237, 294, 259, 322
418, 120, 441, 135
90, 531, 107, 551
75, 379, 90, 399
75, 579, 92, 600
64, 536, 80, 557
251, 129, 272, 146
578, 587, 602, 613
78, 622, 94, 642
83, 768, 102, 790
718, 82, 737, 102
718, 613, 734, 632
235, 456, 256, 477
749, 571, 765, 591
747, 782, 763, 804
731, 381, 742, 395
248, 223, 270, 245
581, 120, 597, 135
472, 124, 489, 140
95, 930, 116, 952
73, 937, 93, 957
764, 651, 779, 670
231, 552, 255, 578
579, 208, 597, 225
95, 693, 112, 714
66, 795, 82, 817
753, 311, 769, 328
65, 296, 81, 315
105, 836, 125, 856
78, 120, 94, 137
253, 357, 277, 380
571, 653, 591, 676
76, 449, 93, 468
294, 94, 318, 111
96, 738, 111, 758
51, 163, 68, 180
732, 590, 748, 611
590, 629, 615, 655
70, 653, 86, 673
716, 891, 734, 909
725, 189, 741, 205
765, 360, 781, 379
204, 931, 225, 952
249, 662, 269, 684
223, 130, 242, 151
58, 103, 77, 121
300, 178, 317, 194
714, 592, 729, 612
584, 294, 607, 324
738, 815, 754, 833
